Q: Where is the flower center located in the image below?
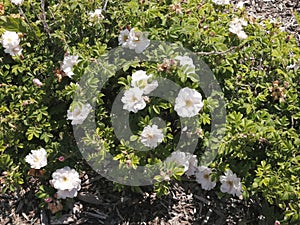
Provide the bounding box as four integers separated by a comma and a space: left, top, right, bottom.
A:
134, 33, 141, 42
204, 174, 210, 179
63, 176, 68, 182
139, 80, 147, 88
122, 35, 128, 42
33, 156, 40, 162
131, 96, 138, 102
185, 99, 193, 107
227, 180, 233, 187
74, 110, 81, 117
147, 133, 154, 140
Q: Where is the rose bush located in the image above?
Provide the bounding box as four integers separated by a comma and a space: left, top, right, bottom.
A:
0, 0, 299, 223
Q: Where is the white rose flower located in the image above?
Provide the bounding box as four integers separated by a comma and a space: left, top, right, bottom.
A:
127, 28, 150, 54
25, 148, 47, 169
61, 55, 79, 78
88, 8, 104, 20
185, 154, 198, 176
67, 103, 92, 125
56, 188, 79, 199
236, 1, 244, 9
121, 87, 146, 113
236, 30, 248, 40
1, 31, 20, 48
174, 87, 204, 118
10, 0, 24, 5
140, 124, 164, 148
4, 45, 23, 56
118, 28, 130, 48
166, 151, 190, 171
220, 170, 242, 197
131, 70, 158, 94
51, 166, 81, 196
212, 0, 230, 5
195, 166, 216, 190
175, 55, 196, 74
229, 18, 248, 40
1, 31, 22, 56
166, 151, 198, 175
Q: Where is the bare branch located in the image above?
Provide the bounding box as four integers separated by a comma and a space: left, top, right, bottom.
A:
18, 6, 38, 41
196, 45, 243, 56
103, 0, 109, 11
40, 0, 52, 41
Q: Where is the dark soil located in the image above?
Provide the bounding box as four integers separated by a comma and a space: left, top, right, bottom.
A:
0, 172, 281, 225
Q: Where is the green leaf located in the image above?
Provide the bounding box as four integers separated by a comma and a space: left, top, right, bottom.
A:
152, 105, 160, 114
0, 16, 27, 33
130, 135, 138, 142
27, 133, 33, 141
294, 11, 300, 27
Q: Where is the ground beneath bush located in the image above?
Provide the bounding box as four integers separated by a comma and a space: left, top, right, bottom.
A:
0, 172, 280, 225
1, 1, 299, 224
241, 0, 300, 44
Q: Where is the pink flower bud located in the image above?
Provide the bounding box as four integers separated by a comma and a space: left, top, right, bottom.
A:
58, 156, 65, 162
2, 171, 7, 176
274, 221, 280, 225
44, 197, 52, 203
33, 78, 43, 87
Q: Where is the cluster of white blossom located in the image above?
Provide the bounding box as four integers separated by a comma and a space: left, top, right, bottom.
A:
50, 166, 81, 199
1, 31, 23, 56
121, 70, 158, 113
166, 151, 198, 176
67, 103, 92, 125
197, 168, 242, 196
61, 55, 78, 78
212, 0, 230, 5
165, 151, 242, 196
25, 149, 81, 199
229, 18, 248, 40
88, 8, 104, 20
236, 1, 245, 9
10, 0, 23, 5
175, 55, 196, 75
172, 56, 204, 118
140, 124, 164, 148
220, 169, 242, 196
118, 28, 150, 53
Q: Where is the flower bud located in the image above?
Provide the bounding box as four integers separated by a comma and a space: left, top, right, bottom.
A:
44, 197, 52, 203
33, 78, 43, 87
58, 156, 65, 162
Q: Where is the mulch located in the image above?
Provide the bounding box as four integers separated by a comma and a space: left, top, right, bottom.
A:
1, 1, 299, 224
237, 0, 300, 43
0, 172, 271, 225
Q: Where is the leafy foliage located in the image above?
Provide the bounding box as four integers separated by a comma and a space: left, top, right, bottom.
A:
0, 0, 299, 223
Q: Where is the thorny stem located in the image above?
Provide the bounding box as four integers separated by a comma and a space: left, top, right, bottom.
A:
18, 6, 39, 41
40, 0, 52, 42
